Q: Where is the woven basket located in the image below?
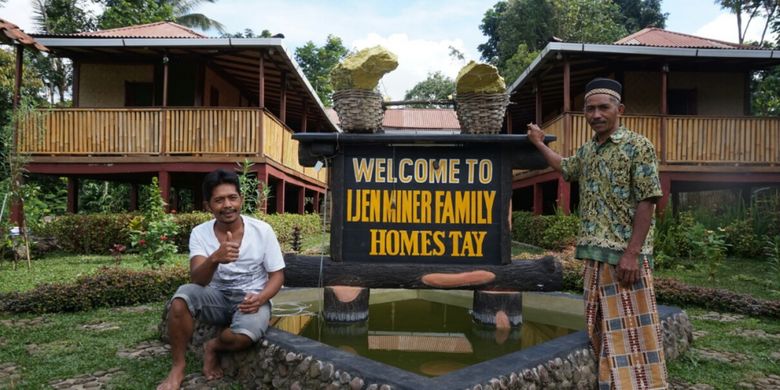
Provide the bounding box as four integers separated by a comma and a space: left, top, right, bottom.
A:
332, 89, 384, 133
455, 92, 510, 134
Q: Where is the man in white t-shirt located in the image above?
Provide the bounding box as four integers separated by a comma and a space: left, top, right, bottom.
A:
158, 169, 285, 390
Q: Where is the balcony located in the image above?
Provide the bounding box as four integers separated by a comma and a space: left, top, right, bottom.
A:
541, 113, 780, 166
18, 107, 327, 184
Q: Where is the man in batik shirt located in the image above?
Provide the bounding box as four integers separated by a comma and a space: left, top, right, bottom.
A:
527, 78, 667, 389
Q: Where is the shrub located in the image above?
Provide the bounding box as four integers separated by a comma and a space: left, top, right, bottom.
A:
127, 177, 179, 268
722, 218, 762, 257
655, 277, 780, 318
511, 211, 579, 250
0, 266, 189, 313
36, 213, 136, 254
259, 213, 323, 251
171, 212, 212, 252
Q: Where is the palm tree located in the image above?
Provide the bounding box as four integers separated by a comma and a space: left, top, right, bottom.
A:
170, 0, 225, 33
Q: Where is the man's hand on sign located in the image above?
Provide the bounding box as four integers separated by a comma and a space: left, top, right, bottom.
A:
526, 123, 545, 146
211, 231, 240, 264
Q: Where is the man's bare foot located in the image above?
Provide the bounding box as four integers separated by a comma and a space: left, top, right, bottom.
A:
157, 364, 185, 390
203, 339, 224, 381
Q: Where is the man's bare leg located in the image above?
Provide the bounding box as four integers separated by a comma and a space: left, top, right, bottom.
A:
202, 328, 253, 380
157, 298, 194, 390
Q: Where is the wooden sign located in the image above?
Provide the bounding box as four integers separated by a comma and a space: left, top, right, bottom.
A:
332, 142, 511, 265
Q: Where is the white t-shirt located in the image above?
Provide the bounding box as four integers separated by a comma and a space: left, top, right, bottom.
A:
189, 215, 285, 293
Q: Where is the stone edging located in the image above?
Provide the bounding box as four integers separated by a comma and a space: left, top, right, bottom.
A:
160, 300, 692, 390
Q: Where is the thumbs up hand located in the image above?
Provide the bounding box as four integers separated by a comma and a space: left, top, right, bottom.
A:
211, 230, 240, 264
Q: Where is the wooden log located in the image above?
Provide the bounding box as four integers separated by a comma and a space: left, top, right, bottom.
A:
323, 286, 369, 322
282, 254, 562, 291
471, 290, 522, 327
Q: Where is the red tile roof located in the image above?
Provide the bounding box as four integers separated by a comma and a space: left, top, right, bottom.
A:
615, 27, 744, 49
76, 21, 206, 38
0, 18, 47, 51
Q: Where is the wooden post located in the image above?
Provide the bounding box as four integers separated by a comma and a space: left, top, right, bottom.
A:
72, 60, 80, 107
660, 64, 668, 163
67, 177, 79, 214
658, 174, 671, 216
297, 186, 306, 214
258, 51, 265, 108
130, 183, 139, 212
534, 80, 543, 125
276, 179, 285, 214
256, 164, 268, 213
10, 46, 24, 227
313, 191, 320, 213
472, 291, 522, 327
562, 59, 572, 157
161, 56, 169, 156
323, 286, 370, 322
533, 183, 543, 215
258, 51, 265, 155
158, 171, 171, 211
302, 100, 308, 132
280, 71, 288, 123
557, 176, 571, 215
505, 108, 513, 134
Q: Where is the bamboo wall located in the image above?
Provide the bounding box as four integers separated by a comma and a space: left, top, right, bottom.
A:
544, 113, 780, 165
19, 108, 328, 183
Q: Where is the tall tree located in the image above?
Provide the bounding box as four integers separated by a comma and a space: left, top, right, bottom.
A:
478, 0, 627, 79
502, 44, 539, 86
613, 0, 668, 32
31, 0, 95, 105
716, 0, 777, 45
403, 71, 455, 106
294, 35, 349, 106
98, 0, 225, 33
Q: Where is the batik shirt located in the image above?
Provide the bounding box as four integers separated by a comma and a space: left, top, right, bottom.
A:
560, 126, 663, 267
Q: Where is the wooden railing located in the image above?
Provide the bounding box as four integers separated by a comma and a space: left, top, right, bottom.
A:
543, 113, 780, 165
18, 108, 327, 183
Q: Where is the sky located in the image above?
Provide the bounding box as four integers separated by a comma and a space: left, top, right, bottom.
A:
1, 0, 777, 100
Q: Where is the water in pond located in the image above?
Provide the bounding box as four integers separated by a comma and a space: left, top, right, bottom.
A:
271, 297, 581, 377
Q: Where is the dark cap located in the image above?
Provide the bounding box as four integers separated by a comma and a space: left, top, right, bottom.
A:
584, 78, 622, 101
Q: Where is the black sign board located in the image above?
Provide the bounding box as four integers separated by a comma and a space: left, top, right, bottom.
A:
294, 133, 554, 266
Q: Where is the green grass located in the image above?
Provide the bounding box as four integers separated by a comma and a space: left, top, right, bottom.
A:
0, 301, 198, 389
0, 253, 190, 293
667, 307, 780, 389
655, 257, 780, 300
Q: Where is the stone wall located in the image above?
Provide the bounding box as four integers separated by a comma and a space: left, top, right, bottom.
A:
159, 302, 692, 390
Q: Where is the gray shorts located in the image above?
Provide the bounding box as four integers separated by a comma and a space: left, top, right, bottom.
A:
172, 283, 271, 342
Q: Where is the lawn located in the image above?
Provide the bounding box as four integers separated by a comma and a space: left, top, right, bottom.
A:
1, 249, 778, 389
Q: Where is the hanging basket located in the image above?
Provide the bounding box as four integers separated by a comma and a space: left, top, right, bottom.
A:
455, 92, 510, 134
332, 89, 384, 133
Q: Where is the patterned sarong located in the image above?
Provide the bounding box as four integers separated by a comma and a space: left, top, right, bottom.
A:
584, 259, 668, 389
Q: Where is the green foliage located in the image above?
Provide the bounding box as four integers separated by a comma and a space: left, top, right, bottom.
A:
236, 159, 269, 214
478, 0, 627, 75
511, 211, 579, 250
36, 213, 135, 254
99, 0, 174, 29
764, 234, 780, 277
502, 43, 539, 86
612, 0, 667, 32
294, 35, 349, 106
752, 65, 780, 116
170, 211, 212, 252
127, 177, 179, 268
655, 277, 780, 318
722, 218, 762, 257
0, 265, 188, 313
403, 71, 455, 106
259, 213, 322, 252
78, 179, 130, 213
691, 227, 729, 281
220, 28, 272, 38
